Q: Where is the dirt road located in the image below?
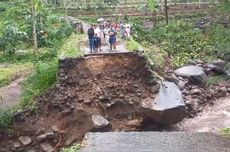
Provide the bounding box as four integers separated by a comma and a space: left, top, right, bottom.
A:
0, 78, 24, 112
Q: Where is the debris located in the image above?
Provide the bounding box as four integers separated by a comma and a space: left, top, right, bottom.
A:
18, 136, 32, 146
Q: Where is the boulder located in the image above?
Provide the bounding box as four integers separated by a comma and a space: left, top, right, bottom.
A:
40, 142, 54, 152
190, 88, 203, 95
206, 64, 225, 74
177, 80, 187, 90
12, 141, 22, 149
92, 115, 110, 129
226, 69, 230, 76
174, 65, 208, 86
141, 81, 186, 125
18, 136, 32, 146
37, 132, 55, 142
196, 16, 212, 29
210, 59, 226, 68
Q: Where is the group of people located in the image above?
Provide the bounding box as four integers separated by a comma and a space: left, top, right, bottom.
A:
87, 20, 131, 53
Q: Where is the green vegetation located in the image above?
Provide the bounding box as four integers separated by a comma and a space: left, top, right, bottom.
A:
207, 76, 229, 86
78, 17, 98, 24
133, 18, 230, 67
21, 60, 58, 108
220, 128, 230, 138
59, 34, 84, 58
218, 2, 230, 12
0, 110, 14, 129
60, 144, 81, 152
125, 37, 140, 51
125, 38, 166, 70
0, 0, 83, 128
0, 63, 33, 87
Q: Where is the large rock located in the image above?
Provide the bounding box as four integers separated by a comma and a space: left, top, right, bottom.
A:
80, 132, 230, 152
210, 59, 226, 68
174, 65, 208, 86
18, 136, 32, 146
40, 142, 54, 152
37, 132, 55, 142
12, 141, 22, 149
141, 81, 186, 124
206, 64, 225, 74
196, 16, 212, 29
92, 115, 110, 130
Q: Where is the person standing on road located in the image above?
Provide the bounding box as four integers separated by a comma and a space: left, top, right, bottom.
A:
104, 26, 110, 44
125, 26, 131, 39
94, 33, 101, 52
87, 25, 95, 53
109, 26, 117, 51
94, 25, 102, 51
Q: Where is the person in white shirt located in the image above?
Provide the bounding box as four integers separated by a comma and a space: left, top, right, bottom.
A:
104, 26, 110, 44
125, 26, 131, 39
94, 26, 102, 51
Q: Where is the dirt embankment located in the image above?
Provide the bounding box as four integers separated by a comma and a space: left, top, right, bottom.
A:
0, 53, 162, 151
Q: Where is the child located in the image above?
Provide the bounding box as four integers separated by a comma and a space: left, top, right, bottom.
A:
94, 34, 101, 52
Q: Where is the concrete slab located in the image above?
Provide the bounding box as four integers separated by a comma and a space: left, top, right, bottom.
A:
80, 132, 230, 152
84, 51, 132, 57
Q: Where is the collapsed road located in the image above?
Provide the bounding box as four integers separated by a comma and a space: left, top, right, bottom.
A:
0, 52, 187, 151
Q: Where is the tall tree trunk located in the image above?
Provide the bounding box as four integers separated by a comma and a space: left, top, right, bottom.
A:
31, 0, 38, 52
154, 10, 157, 27
164, 0, 168, 24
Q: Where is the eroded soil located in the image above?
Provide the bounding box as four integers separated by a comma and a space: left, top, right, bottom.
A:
0, 53, 160, 152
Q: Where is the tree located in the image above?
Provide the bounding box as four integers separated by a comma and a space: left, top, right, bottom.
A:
148, 0, 158, 26
164, 0, 168, 24
30, 0, 38, 52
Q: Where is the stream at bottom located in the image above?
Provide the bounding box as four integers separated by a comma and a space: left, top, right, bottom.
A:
172, 97, 230, 133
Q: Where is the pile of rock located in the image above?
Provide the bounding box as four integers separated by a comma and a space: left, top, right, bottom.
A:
166, 59, 230, 118
11, 133, 56, 152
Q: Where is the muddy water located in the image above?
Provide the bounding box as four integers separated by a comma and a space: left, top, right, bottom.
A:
177, 97, 230, 133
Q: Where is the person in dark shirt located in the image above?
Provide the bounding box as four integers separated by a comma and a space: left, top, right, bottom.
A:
109, 26, 116, 51
94, 34, 101, 52
87, 25, 95, 53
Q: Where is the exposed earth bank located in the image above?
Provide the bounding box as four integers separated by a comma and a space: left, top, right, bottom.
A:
0, 52, 229, 152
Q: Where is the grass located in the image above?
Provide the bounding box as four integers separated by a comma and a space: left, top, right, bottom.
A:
125, 37, 166, 70
59, 34, 85, 58
0, 32, 85, 128
0, 63, 33, 87
207, 76, 228, 86
60, 144, 81, 152
217, 2, 230, 12
0, 58, 58, 128
20, 59, 58, 109
0, 1, 9, 9
220, 128, 230, 138
125, 37, 140, 51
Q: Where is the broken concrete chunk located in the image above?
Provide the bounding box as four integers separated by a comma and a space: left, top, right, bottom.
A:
142, 81, 186, 124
